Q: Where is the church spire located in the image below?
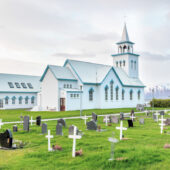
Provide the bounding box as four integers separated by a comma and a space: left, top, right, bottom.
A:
121, 23, 129, 42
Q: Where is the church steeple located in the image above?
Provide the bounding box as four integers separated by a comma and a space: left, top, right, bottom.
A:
121, 23, 129, 42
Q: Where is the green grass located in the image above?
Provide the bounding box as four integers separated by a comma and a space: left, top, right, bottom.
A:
0, 107, 168, 122
0, 109, 170, 170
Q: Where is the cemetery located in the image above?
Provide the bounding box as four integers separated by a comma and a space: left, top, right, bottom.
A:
0, 108, 170, 170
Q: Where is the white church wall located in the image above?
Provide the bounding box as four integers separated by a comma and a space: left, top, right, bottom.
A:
58, 80, 78, 89
0, 92, 37, 109
41, 68, 59, 110
128, 55, 139, 78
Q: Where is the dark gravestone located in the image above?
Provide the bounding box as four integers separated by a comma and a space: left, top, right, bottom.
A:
128, 120, 133, 128
152, 113, 157, 121
0, 129, 13, 148
57, 119, 66, 127
120, 113, 124, 120
13, 125, 18, 132
165, 118, 170, 126
42, 123, 47, 134
139, 118, 145, 124
87, 121, 97, 130
160, 111, 165, 116
69, 125, 79, 135
56, 123, 63, 136
36, 116, 41, 126
110, 116, 119, 124
92, 112, 97, 122
23, 116, 29, 131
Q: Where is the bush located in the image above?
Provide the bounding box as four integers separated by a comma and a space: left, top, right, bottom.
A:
150, 99, 170, 107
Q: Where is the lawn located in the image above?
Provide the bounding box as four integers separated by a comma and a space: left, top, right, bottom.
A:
0, 109, 170, 170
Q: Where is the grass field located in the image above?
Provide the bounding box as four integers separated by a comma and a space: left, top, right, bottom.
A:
0, 108, 170, 170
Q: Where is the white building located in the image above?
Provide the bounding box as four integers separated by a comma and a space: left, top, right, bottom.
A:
0, 73, 40, 109
40, 24, 145, 111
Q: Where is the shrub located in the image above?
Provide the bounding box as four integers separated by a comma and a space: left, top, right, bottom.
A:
150, 99, 170, 107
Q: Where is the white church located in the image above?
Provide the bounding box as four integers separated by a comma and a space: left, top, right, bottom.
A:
0, 24, 145, 111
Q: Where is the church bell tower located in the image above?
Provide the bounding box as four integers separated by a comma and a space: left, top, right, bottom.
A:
112, 24, 139, 78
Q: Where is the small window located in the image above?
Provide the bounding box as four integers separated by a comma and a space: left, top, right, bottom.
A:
110, 81, 113, 100
74, 94, 76, 98
105, 86, 109, 101
116, 62, 118, 67
123, 60, 125, 67
21, 83, 27, 88
70, 84, 72, 88
8, 82, 14, 88
5, 97, 9, 105
89, 88, 94, 101
122, 90, 125, 100
12, 97, 16, 104
138, 90, 141, 100
31, 96, 35, 104
77, 94, 79, 98
130, 90, 133, 100
15, 82, 21, 88
120, 61, 122, 67
64, 84, 66, 88
70, 94, 73, 98
25, 97, 29, 104
67, 84, 69, 88
116, 87, 119, 100
19, 96, 22, 104
27, 83, 33, 89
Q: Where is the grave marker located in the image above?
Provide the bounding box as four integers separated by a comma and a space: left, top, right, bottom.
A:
69, 126, 82, 157
159, 115, 166, 134
0, 129, 13, 148
116, 120, 127, 140
42, 123, 47, 134
46, 130, 53, 151
0, 119, 4, 129
13, 125, 18, 132
30, 116, 34, 126
57, 119, 66, 127
139, 118, 144, 124
56, 123, 63, 136
104, 115, 110, 126
82, 114, 88, 125
36, 116, 41, 126
92, 112, 97, 122
23, 116, 29, 131
87, 121, 97, 130
130, 114, 136, 122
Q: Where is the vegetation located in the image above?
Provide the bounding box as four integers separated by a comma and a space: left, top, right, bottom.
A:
150, 99, 170, 108
0, 109, 170, 170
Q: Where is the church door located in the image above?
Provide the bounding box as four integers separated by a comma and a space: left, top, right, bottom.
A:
0, 99, 3, 108
60, 98, 65, 111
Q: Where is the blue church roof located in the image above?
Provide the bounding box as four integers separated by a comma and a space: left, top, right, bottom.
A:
0, 73, 41, 93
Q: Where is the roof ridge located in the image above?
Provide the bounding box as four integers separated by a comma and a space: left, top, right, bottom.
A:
0, 73, 40, 77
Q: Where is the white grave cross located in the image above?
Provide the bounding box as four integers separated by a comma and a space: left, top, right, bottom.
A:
108, 133, 119, 161
155, 112, 160, 122
116, 120, 127, 140
159, 115, 166, 134
0, 119, 4, 129
30, 116, 34, 126
105, 115, 110, 126
82, 114, 88, 125
46, 130, 53, 151
69, 126, 82, 157
130, 115, 136, 122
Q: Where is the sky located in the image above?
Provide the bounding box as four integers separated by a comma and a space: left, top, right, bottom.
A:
0, 0, 170, 87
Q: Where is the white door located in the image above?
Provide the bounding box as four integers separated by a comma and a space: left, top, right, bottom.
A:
0, 99, 3, 108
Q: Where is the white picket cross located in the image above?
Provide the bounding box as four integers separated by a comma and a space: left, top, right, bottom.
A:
105, 115, 110, 126
155, 112, 160, 122
69, 126, 82, 157
46, 130, 53, 151
30, 116, 34, 126
159, 115, 166, 134
0, 119, 4, 129
116, 120, 127, 140
130, 115, 136, 121
82, 114, 88, 125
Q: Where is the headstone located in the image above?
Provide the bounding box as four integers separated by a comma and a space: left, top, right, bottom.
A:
116, 120, 127, 140
92, 112, 97, 122
36, 116, 41, 126
120, 113, 124, 120
110, 116, 119, 124
0, 129, 13, 148
152, 113, 157, 121
87, 121, 97, 130
13, 125, 18, 132
23, 116, 29, 131
160, 111, 165, 116
42, 123, 47, 134
56, 123, 63, 136
136, 104, 144, 111
46, 130, 53, 151
139, 118, 145, 124
128, 120, 133, 128
57, 119, 66, 127
103, 115, 110, 126
68, 126, 82, 157
82, 114, 88, 125
165, 118, 170, 126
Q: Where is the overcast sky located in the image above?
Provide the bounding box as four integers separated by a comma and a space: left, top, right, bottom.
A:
0, 0, 170, 86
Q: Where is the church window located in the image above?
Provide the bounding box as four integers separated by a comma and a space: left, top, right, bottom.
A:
74, 94, 76, 98
130, 90, 133, 100
120, 61, 122, 67
5, 96, 9, 105
116, 86, 119, 100
110, 81, 113, 100
8, 82, 14, 88
123, 45, 127, 53
25, 96, 29, 104
122, 89, 125, 100
15, 82, 21, 88
116, 62, 118, 67
77, 94, 79, 98
89, 88, 94, 101
134, 61, 136, 70
19, 96, 22, 104
31, 96, 35, 104
70, 94, 73, 98
21, 83, 27, 88
12, 96, 16, 104
27, 83, 33, 89
138, 90, 141, 100
70, 84, 72, 88
64, 84, 66, 88
131, 60, 133, 69
123, 60, 125, 66
105, 85, 109, 101
67, 84, 69, 88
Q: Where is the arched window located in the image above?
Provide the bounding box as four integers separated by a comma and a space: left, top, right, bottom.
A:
89, 88, 94, 101
110, 80, 114, 100
130, 90, 133, 100
122, 89, 125, 100
123, 60, 125, 67
131, 60, 133, 69
5, 96, 9, 105
116, 86, 119, 100
120, 61, 122, 67
19, 96, 23, 104
134, 61, 136, 70
119, 46, 122, 53
12, 96, 16, 104
67, 84, 69, 88
116, 61, 118, 67
123, 45, 127, 53
25, 96, 29, 104
138, 90, 141, 100
128, 46, 130, 52
31, 96, 35, 104
105, 85, 109, 101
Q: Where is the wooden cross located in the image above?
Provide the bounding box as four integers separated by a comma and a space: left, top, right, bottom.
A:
159, 115, 166, 134
108, 132, 119, 161
116, 120, 127, 140
69, 126, 82, 157
105, 115, 110, 126
0, 119, 3, 129
46, 130, 53, 151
